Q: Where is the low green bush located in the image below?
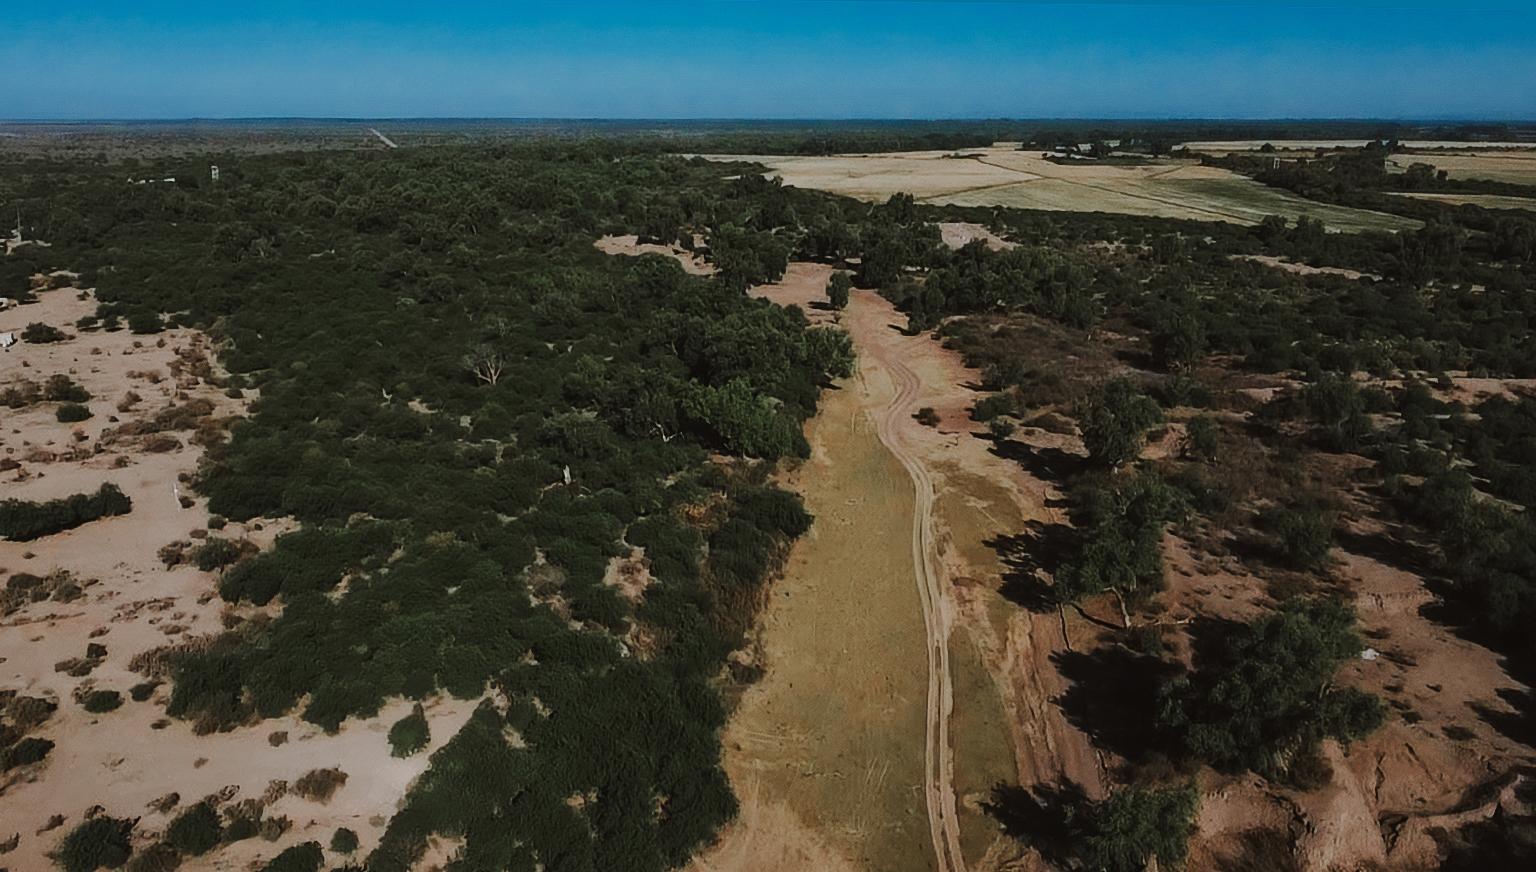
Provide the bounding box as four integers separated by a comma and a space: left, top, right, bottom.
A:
21, 322, 68, 343
166, 802, 222, 856
0, 483, 133, 541
387, 704, 430, 757
330, 827, 359, 854
57, 402, 94, 423
56, 815, 135, 872
262, 841, 324, 872
1, 736, 54, 769
82, 690, 123, 713
44, 374, 92, 403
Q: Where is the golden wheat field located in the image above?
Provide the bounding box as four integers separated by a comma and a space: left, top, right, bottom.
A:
702, 147, 1418, 232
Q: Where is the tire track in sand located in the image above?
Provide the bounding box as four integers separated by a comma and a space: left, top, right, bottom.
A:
869, 341, 966, 872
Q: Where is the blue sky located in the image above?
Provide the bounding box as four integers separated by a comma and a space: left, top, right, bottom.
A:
2, 1, 1534, 120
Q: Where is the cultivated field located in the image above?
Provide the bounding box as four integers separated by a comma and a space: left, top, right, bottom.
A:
703, 147, 1417, 232
1181, 139, 1536, 153
1385, 150, 1536, 185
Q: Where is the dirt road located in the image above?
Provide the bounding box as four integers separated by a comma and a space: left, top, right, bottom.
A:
871, 346, 968, 872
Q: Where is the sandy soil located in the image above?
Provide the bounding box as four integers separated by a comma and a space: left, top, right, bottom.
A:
0, 282, 474, 870
1232, 254, 1381, 281
937, 223, 1014, 252
701, 148, 1417, 233
745, 262, 839, 326
593, 234, 716, 275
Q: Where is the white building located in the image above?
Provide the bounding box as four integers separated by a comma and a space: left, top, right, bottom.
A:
0, 332, 16, 349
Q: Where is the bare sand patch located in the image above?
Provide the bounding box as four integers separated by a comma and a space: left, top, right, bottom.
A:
594, 234, 716, 275
1233, 254, 1381, 281
938, 223, 1014, 252
0, 283, 475, 869
746, 262, 838, 325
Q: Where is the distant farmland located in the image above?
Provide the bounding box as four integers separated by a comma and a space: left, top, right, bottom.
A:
702, 147, 1418, 232
1384, 150, 1536, 186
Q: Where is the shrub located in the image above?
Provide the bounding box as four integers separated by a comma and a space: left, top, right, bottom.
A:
972, 392, 1015, 422
261, 841, 323, 872
388, 704, 430, 757
44, 374, 92, 403
0, 483, 133, 541
129, 681, 162, 702
1, 735, 55, 769
1261, 503, 1335, 572
122, 842, 180, 872
915, 407, 940, 426
330, 827, 359, 854
166, 802, 222, 856
192, 538, 243, 572
21, 321, 68, 343
127, 312, 165, 335
56, 815, 135, 872
1184, 415, 1219, 462
1302, 372, 1373, 452
989, 418, 1016, 439
57, 402, 94, 423
292, 767, 348, 802
82, 690, 123, 713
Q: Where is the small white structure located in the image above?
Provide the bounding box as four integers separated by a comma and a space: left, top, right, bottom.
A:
0, 297, 15, 310
210, 165, 220, 183
0, 332, 16, 349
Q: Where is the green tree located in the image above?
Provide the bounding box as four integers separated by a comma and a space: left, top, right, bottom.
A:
1079, 379, 1164, 468
1184, 415, 1219, 462
1302, 372, 1373, 452
827, 271, 852, 310
1152, 312, 1207, 372
1157, 598, 1384, 781
1054, 471, 1182, 626
1075, 784, 1200, 872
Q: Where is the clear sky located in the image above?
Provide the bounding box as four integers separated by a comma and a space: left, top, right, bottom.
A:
3, 1, 1534, 120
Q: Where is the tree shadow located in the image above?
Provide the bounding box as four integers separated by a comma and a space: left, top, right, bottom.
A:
1470, 688, 1536, 749
981, 781, 1088, 864
1054, 645, 1181, 761
989, 523, 1077, 612
990, 438, 1091, 484
1335, 526, 1440, 578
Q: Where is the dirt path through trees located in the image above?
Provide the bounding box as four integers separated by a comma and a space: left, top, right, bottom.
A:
870, 333, 967, 872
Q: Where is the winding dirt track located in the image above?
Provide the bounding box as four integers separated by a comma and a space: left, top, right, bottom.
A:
869, 338, 967, 872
